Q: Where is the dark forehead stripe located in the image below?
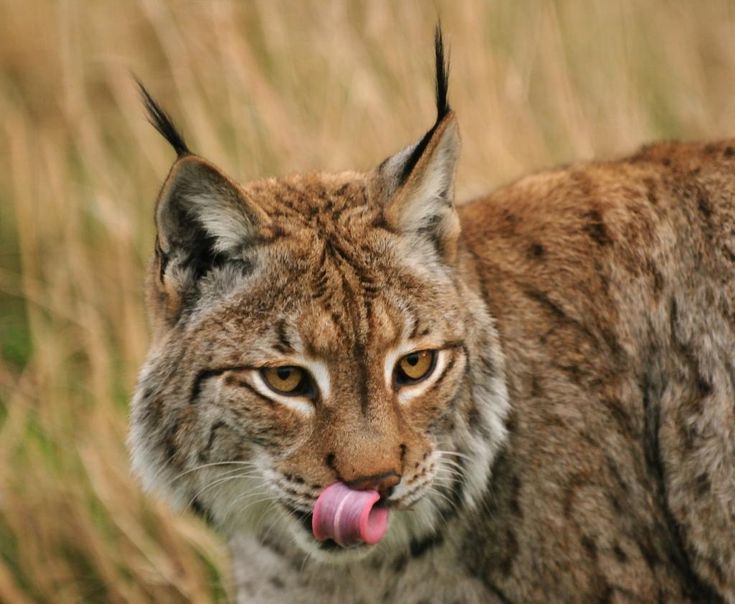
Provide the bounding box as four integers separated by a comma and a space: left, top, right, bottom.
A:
310, 246, 331, 302
274, 319, 295, 354
404, 301, 427, 339
316, 230, 388, 417
329, 243, 370, 341
323, 243, 373, 415
325, 237, 382, 301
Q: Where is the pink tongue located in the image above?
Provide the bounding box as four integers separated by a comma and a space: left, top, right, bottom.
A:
312, 482, 389, 547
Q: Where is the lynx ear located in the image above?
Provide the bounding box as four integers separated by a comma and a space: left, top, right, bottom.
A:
156, 156, 266, 259
138, 83, 270, 321
378, 116, 460, 261
152, 156, 269, 319
375, 27, 461, 263
140, 81, 266, 259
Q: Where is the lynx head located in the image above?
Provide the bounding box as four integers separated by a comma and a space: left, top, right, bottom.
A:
130, 29, 508, 562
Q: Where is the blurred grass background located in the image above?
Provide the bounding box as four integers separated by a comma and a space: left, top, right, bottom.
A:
3, 0, 735, 601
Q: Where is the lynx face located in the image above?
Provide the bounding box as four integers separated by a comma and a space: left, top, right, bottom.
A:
130, 35, 508, 561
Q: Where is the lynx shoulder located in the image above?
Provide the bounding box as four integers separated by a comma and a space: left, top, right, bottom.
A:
130, 29, 735, 602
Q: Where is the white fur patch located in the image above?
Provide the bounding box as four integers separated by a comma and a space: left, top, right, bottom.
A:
189, 192, 257, 254
304, 358, 331, 401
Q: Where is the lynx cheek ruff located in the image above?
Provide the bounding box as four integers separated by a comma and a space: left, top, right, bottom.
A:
312, 482, 389, 546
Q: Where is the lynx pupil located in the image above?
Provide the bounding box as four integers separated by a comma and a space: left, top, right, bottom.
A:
277, 367, 293, 380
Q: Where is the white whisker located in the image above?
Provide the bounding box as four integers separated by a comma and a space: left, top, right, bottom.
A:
189, 471, 261, 504
171, 460, 258, 484
435, 449, 472, 461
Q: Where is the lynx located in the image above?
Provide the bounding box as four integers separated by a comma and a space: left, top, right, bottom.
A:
130, 29, 735, 602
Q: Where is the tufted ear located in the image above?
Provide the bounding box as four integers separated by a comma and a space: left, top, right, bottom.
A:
155, 156, 268, 260
374, 27, 461, 263
138, 83, 270, 322
151, 155, 270, 319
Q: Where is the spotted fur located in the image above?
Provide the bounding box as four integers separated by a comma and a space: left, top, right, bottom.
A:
131, 28, 735, 603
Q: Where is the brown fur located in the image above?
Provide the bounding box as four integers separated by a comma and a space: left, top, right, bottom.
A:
130, 33, 735, 603
459, 141, 735, 601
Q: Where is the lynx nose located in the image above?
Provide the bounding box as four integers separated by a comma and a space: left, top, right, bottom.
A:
345, 471, 401, 497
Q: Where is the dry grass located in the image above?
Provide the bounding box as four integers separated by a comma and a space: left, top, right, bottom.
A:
3, 1, 735, 601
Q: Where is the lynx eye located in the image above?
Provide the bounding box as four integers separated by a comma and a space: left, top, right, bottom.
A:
261, 366, 312, 397
395, 350, 437, 386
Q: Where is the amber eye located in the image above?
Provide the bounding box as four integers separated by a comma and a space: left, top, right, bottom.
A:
395, 350, 437, 386
261, 366, 312, 397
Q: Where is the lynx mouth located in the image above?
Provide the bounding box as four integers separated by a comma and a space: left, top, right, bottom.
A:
285, 493, 391, 552
288, 509, 364, 551
311, 482, 390, 547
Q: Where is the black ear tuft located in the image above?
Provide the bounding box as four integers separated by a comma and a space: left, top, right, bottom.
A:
136, 79, 191, 157
434, 25, 450, 121
395, 26, 452, 184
